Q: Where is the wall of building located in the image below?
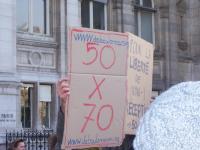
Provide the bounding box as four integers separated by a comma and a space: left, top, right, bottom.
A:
0, 0, 21, 146
0, 0, 62, 147
16, 0, 61, 130
0, 0, 200, 148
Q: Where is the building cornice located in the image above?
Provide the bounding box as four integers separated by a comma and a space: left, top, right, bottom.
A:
17, 33, 58, 49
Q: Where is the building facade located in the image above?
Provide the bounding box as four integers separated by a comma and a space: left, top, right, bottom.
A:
0, 0, 200, 148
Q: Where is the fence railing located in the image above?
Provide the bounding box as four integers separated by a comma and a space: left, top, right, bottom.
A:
6, 129, 54, 150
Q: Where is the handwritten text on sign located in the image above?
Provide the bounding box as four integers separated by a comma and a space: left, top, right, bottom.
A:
63, 28, 128, 149
125, 33, 154, 134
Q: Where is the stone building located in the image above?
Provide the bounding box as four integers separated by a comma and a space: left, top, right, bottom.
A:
0, 0, 200, 148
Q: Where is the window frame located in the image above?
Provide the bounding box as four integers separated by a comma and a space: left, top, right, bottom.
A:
39, 84, 52, 129
20, 83, 54, 129
39, 101, 51, 128
81, 0, 107, 30
17, 0, 50, 35
20, 83, 34, 129
134, 0, 156, 44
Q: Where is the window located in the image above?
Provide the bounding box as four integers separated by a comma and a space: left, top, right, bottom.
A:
17, 0, 29, 32
81, 0, 107, 30
39, 85, 51, 128
20, 84, 34, 128
20, 83, 53, 129
17, 0, 50, 35
134, 0, 155, 43
39, 102, 50, 128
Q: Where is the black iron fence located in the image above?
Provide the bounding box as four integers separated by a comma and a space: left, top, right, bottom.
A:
6, 129, 54, 150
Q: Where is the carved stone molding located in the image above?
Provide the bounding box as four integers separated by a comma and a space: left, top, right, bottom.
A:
29, 52, 42, 66
17, 45, 56, 71
17, 33, 58, 49
176, 0, 187, 14
158, 0, 169, 8
177, 40, 188, 51
112, 0, 122, 9
0, 82, 21, 95
157, 0, 170, 18
159, 7, 169, 18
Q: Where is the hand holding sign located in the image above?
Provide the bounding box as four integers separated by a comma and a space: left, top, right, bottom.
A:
57, 78, 70, 113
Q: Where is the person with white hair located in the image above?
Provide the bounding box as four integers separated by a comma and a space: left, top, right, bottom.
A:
133, 81, 200, 150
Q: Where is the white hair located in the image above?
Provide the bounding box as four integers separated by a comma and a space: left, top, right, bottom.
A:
134, 81, 200, 150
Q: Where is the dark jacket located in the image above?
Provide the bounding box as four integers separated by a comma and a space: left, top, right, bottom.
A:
56, 108, 65, 150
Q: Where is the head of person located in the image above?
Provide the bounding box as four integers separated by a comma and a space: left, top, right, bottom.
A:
134, 81, 200, 150
48, 134, 57, 150
13, 139, 25, 150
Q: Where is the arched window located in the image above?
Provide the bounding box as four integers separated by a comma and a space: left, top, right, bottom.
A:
134, 0, 156, 43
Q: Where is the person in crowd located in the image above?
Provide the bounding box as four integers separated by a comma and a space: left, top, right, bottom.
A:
56, 78, 69, 149
11, 139, 26, 150
48, 134, 57, 150
133, 81, 200, 150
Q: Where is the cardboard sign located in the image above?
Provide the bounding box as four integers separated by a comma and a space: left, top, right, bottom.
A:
62, 27, 128, 149
125, 33, 154, 134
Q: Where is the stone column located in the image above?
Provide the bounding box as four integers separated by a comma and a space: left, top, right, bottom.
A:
0, 0, 16, 73
58, 0, 81, 77
59, 0, 67, 77
168, 0, 179, 86
0, 0, 20, 146
159, 1, 170, 88
190, 0, 200, 57
190, 0, 200, 80
67, 0, 81, 27
112, 0, 123, 32
159, 0, 178, 88
122, 0, 135, 33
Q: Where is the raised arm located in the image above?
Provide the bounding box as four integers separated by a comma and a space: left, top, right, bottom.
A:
57, 78, 70, 114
